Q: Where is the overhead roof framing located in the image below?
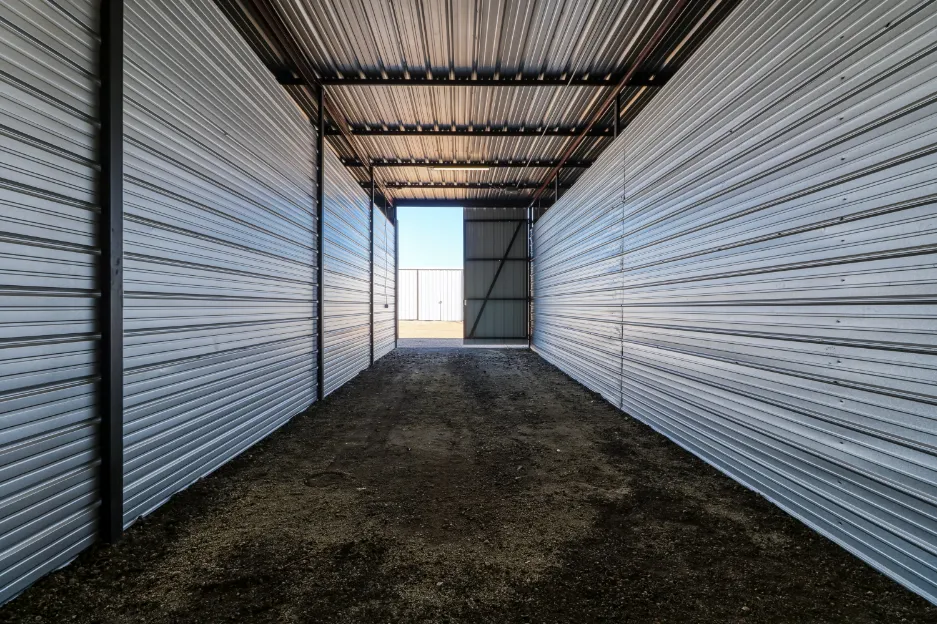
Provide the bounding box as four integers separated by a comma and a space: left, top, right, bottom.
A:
214, 0, 739, 208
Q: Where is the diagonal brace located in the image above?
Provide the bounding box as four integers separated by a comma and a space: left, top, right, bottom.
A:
467, 221, 524, 339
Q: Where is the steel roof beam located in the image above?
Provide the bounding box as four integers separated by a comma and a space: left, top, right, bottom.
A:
394, 199, 534, 208
367, 182, 573, 190
279, 72, 669, 88
341, 159, 592, 168
326, 127, 613, 137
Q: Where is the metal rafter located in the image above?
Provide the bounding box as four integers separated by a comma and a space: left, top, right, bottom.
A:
279, 71, 670, 87
327, 126, 613, 137
341, 159, 592, 168
394, 199, 534, 208
370, 181, 574, 190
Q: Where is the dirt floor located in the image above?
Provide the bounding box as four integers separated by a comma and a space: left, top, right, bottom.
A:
399, 320, 463, 338
2, 348, 935, 623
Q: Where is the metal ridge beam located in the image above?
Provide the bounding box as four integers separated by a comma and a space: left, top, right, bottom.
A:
279, 71, 670, 88
327, 126, 613, 137
394, 199, 533, 208
367, 182, 574, 190
341, 159, 592, 168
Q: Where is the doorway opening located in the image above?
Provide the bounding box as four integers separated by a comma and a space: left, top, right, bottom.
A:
397, 206, 464, 346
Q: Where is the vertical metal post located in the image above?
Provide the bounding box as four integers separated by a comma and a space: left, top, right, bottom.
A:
526, 205, 532, 348
613, 91, 621, 138
99, 0, 123, 544
369, 167, 374, 365
393, 205, 399, 347
554, 176, 559, 203
316, 86, 325, 401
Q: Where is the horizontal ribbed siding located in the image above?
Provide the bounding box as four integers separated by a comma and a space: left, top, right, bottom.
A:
0, 0, 100, 603
122, 0, 315, 524
323, 147, 371, 394
534, 0, 937, 603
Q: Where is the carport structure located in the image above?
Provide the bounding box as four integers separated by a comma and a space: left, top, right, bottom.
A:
0, 0, 936, 616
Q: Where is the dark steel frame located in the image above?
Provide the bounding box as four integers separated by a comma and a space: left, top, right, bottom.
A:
396, 199, 532, 208
99, 0, 123, 544
280, 72, 670, 87
316, 85, 326, 401
328, 126, 613, 137
369, 167, 374, 365
373, 182, 574, 190
342, 159, 592, 169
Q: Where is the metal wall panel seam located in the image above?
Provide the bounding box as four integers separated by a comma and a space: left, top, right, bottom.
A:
533, 0, 937, 604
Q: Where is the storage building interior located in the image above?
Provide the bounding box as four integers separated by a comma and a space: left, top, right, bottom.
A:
0, 0, 935, 618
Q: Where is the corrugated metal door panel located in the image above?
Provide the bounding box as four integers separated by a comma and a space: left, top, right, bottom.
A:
323, 147, 370, 394
420, 270, 463, 322
464, 208, 528, 343
373, 209, 395, 361
442, 270, 463, 322
398, 270, 418, 320
533, 0, 937, 603
123, 0, 315, 524
0, 0, 100, 604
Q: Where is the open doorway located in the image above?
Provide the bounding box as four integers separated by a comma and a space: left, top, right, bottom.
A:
397, 206, 463, 345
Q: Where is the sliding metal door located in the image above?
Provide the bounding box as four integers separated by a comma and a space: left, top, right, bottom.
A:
464, 208, 528, 345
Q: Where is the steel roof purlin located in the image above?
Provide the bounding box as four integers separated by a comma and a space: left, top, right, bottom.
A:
213, 0, 741, 204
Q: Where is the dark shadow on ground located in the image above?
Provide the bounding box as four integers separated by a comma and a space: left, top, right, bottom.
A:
2, 348, 934, 623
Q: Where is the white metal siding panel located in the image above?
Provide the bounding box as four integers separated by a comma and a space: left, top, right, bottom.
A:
398, 270, 464, 322
534, 0, 937, 603
122, 0, 316, 524
420, 270, 463, 322
323, 147, 370, 394
373, 210, 395, 360
0, 0, 100, 603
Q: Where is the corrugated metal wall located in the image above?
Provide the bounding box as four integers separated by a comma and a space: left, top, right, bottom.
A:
464, 208, 529, 344
533, 0, 937, 603
0, 0, 101, 603
323, 147, 371, 394
398, 269, 464, 322
122, 0, 316, 523
373, 209, 396, 360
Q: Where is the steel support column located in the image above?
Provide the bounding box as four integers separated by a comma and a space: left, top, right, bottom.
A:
316, 86, 325, 401
99, 0, 124, 545
527, 205, 532, 348
393, 206, 399, 348
369, 167, 374, 365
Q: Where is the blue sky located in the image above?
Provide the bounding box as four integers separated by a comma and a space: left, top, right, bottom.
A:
397, 206, 463, 269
